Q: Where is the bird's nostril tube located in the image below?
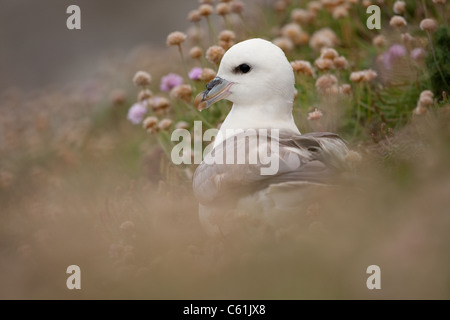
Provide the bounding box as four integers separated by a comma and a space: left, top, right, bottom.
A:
206, 78, 223, 91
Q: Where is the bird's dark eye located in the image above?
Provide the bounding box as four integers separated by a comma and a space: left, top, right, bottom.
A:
234, 63, 251, 74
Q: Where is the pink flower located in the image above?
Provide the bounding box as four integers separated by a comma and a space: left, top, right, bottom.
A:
127, 101, 147, 124
383, 44, 406, 70
160, 73, 183, 92
411, 48, 426, 61
189, 67, 203, 80
389, 44, 407, 58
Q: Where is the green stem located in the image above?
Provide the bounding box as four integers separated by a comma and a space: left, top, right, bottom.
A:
173, 100, 185, 119
182, 100, 214, 128
195, 22, 203, 48
206, 16, 217, 42
223, 15, 232, 31
441, 4, 448, 27
422, 0, 428, 18
353, 84, 362, 138
157, 133, 172, 160
178, 45, 195, 89
427, 32, 449, 88
238, 13, 253, 37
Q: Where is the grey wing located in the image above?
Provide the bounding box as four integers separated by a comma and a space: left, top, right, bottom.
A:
193, 130, 349, 206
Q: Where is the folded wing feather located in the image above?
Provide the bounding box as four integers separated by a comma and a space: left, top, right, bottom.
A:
193, 130, 349, 207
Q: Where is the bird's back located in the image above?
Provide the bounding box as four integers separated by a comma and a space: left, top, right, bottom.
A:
193, 130, 350, 237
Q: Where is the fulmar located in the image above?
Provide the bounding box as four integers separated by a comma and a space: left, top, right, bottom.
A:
193, 38, 351, 237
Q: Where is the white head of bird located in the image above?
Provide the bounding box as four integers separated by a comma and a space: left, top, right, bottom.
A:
195, 38, 299, 137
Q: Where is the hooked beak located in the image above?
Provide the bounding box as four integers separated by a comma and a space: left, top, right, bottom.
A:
194, 77, 234, 111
